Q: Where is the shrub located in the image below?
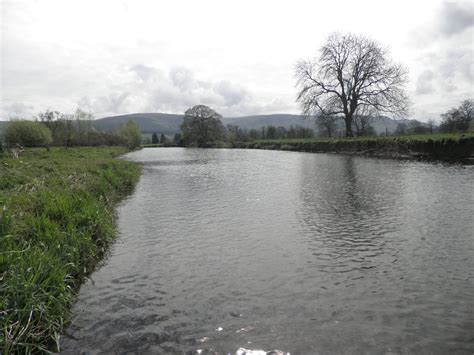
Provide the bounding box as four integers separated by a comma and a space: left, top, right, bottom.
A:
4, 121, 52, 147
116, 120, 142, 150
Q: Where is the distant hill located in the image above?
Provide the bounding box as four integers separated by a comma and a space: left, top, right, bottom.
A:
372, 116, 410, 134
93, 113, 183, 135
95, 112, 428, 136
94, 113, 312, 134
373, 116, 431, 134
223, 114, 312, 130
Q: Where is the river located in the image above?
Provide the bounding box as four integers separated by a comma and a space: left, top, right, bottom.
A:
61, 148, 474, 354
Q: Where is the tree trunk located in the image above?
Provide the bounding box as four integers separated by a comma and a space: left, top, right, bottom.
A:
344, 115, 353, 137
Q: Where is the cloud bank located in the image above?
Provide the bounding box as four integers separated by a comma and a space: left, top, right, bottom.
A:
409, 1, 473, 120
1, 0, 472, 122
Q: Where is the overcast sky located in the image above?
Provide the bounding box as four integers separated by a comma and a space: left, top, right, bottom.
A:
1, 0, 473, 121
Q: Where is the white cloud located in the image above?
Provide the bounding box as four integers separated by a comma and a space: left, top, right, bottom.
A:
416, 70, 435, 95
1, 0, 472, 122
406, 1, 473, 120
1, 102, 35, 119
438, 1, 474, 37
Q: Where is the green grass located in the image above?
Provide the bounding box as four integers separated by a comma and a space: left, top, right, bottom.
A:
142, 143, 164, 148
253, 132, 474, 145
0, 147, 141, 353
234, 132, 474, 160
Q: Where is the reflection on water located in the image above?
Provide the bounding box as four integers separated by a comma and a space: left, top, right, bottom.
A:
61, 148, 474, 354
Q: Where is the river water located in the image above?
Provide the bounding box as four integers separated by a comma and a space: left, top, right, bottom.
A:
61, 148, 474, 354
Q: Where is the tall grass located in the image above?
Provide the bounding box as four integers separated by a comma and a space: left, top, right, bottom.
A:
0, 147, 141, 353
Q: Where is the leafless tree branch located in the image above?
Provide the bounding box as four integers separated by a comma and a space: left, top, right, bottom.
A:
295, 33, 410, 137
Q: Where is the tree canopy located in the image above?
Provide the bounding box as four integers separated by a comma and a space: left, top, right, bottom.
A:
117, 119, 142, 149
180, 105, 224, 146
5, 120, 53, 147
296, 33, 409, 137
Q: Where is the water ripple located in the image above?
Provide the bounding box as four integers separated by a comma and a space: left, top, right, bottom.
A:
61, 149, 474, 354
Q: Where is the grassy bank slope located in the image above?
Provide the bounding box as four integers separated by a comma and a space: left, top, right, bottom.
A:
232, 133, 474, 161
0, 147, 141, 353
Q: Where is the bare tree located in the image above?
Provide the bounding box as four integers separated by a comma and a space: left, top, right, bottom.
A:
395, 122, 408, 135
353, 105, 377, 136
73, 108, 94, 145
295, 33, 409, 137
315, 114, 338, 137
458, 99, 473, 122
36, 109, 62, 138
439, 99, 473, 132
427, 118, 436, 133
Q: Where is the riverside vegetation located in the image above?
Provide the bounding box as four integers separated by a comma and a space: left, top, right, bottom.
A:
0, 147, 141, 353
230, 132, 474, 161
172, 99, 472, 160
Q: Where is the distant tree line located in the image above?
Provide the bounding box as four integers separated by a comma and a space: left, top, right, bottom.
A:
4, 98, 471, 153
227, 124, 314, 142
178, 105, 316, 147
315, 113, 377, 138
438, 99, 473, 133
178, 101, 473, 147
392, 99, 472, 136
146, 132, 183, 146
2, 108, 142, 150
394, 120, 433, 135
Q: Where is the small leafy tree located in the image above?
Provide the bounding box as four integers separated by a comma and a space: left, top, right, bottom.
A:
117, 119, 142, 149
151, 132, 159, 144
5, 120, 52, 147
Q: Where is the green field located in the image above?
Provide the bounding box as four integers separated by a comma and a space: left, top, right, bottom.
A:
0, 147, 141, 353
252, 132, 474, 145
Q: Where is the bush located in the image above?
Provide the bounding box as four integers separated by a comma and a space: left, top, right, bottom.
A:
116, 120, 142, 149
4, 121, 52, 147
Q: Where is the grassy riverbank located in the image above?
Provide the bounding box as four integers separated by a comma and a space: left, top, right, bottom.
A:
231, 132, 474, 161
0, 147, 141, 353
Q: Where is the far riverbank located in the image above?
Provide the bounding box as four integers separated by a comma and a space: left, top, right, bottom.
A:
228, 133, 474, 162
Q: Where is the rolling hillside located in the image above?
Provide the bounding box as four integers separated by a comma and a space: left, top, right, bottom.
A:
94, 113, 312, 134
93, 113, 183, 134
95, 112, 426, 135
0, 114, 429, 140
223, 114, 312, 130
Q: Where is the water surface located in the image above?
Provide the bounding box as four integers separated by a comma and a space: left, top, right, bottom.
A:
62, 148, 474, 354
